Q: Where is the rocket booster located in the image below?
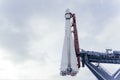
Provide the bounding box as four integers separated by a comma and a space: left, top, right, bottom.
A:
60, 9, 79, 76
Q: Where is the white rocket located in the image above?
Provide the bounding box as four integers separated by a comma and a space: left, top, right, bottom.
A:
60, 9, 79, 76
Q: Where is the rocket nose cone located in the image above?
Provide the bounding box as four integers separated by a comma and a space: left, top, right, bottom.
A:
66, 9, 70, 14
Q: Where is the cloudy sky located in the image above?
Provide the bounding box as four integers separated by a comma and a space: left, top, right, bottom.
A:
0, 0, 120, 80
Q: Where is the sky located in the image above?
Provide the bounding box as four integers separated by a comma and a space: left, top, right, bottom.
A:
0, 0, 120, 80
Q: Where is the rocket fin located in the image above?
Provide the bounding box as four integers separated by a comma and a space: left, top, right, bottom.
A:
60, 34, 68, 76
70, 35, 79, 76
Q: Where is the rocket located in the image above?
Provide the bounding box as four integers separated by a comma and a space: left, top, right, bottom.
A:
60, 9, 80, 76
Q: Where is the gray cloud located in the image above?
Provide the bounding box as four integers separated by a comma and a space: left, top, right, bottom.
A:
0, 0, 120, 80
0, 17, 30, 62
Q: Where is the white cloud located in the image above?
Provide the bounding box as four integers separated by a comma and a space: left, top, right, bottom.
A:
0, 0, 120, 80
0, 48, 19, 80
96, 14, 120, 50
0, 47, 58, 80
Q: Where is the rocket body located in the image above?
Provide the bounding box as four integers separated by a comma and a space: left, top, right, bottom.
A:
60, 9, 79, 76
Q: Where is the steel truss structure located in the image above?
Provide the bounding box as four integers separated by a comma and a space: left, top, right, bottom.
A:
60, 9, 120, 80
80, 50, 120, 80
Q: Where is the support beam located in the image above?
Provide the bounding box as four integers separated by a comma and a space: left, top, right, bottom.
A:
85, 62, 118, 80
113, 69, 120, 80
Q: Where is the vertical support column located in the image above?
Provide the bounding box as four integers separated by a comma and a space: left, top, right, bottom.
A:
72, 14, 80, 68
